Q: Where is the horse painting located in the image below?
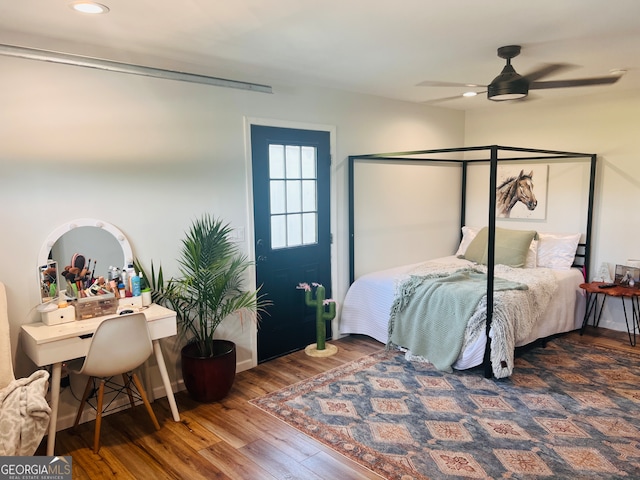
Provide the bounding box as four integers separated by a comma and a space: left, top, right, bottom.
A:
496, 169, 538, 218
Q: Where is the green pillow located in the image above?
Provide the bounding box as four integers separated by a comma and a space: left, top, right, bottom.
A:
463, 227, 537, 268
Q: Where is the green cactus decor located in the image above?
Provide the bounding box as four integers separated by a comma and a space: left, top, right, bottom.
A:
298, 282, 337, 355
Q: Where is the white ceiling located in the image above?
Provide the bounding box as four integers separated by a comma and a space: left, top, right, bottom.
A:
1, 0, 639, 110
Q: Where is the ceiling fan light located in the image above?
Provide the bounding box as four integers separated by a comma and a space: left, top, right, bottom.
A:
488, 89, 527, 101
488, 76, 528, 101
70, 2, 110, 14
487, 63, 529, 101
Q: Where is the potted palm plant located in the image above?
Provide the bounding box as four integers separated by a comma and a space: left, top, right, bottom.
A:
139, 214, 267, 402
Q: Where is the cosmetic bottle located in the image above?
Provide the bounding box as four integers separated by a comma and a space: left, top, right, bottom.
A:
125, 263, 136, 292
121, 269, 128, 295
108, 266, 121, 284
141, 288, 152, 307
131, 273, 141, 297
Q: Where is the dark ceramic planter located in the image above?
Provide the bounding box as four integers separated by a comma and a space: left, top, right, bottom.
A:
181, 339, 236, 402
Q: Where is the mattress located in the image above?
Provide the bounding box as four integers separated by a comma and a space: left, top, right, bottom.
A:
339, 255, 586, 370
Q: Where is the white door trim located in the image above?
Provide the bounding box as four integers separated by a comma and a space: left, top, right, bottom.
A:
242, 117, 338, 369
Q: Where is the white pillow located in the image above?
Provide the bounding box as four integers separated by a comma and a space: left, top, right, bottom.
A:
455, 226, 481, 256
456, 225, 538, 268
525, 239, 538, 269
537, 232, 581, 270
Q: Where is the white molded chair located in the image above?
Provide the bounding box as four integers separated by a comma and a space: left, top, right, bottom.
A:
70, 312, 160, 453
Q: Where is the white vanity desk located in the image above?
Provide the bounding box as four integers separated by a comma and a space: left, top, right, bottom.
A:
21, 303, 181, 456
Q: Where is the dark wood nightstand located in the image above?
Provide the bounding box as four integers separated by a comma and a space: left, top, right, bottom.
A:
580, 282, 640, 346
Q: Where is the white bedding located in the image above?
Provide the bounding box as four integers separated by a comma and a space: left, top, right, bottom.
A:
339, 256, 586, 371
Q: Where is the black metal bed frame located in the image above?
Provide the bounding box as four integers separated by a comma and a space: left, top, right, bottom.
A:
348, 145, 597, 378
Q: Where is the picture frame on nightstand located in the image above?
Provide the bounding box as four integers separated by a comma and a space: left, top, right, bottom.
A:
614, 264, 640, 288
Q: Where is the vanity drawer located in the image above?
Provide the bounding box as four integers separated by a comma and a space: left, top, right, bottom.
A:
42, 305, 76, 325
22, 334, 93, 366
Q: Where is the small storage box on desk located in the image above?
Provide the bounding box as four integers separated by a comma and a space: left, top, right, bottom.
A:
74, 293, 118, 320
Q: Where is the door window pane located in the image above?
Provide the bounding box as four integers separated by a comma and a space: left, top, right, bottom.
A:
286, 180, 302, 213
269, 145, 285, 178
287, 213, 302, 246
271, 215, 286, 249
302, 180, 316, 211
270, 180, 286, 214
269, 143, 318, 249
302, 213, 316, 244
301, 147, 316, 178
285, 146, 301, 179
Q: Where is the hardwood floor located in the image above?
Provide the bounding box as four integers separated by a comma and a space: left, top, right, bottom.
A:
566, 324, 639, 354
37, 328, 638, 479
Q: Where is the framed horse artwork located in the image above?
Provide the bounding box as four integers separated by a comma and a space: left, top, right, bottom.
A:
496, 164, 548, 219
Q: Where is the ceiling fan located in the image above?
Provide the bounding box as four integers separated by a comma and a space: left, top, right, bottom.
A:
419, 45, 623, 102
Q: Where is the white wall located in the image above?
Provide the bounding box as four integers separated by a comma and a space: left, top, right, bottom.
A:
465, 89, 640, 332
353, 161, 462, 277
0, 55, 464, 428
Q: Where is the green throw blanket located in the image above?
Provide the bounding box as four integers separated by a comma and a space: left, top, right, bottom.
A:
387, 269, 527, 372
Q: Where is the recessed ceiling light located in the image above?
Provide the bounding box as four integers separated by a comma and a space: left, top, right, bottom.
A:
462, 91, 478, 97
70, 2, 110, 14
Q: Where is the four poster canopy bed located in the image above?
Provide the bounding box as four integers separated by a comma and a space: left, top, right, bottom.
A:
341, 145, 596, 378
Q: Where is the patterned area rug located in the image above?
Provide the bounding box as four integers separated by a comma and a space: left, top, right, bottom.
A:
250, 337, 640, 479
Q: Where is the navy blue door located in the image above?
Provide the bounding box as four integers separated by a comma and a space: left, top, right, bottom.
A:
251, 125, 332, 362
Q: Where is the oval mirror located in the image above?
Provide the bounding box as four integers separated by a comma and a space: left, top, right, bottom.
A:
38, 219, 133, 301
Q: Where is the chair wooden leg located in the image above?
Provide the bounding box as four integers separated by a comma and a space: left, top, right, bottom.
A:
93, 379, 105, 453
131, 372, 160, 430
123, 373, 135, 408
74, 377, 94, 429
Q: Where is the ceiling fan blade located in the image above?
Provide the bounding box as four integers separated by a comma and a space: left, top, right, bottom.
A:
422, 91, 487, 104
417, 80, 484, 88
522, 63, 574, 82
530, 75, 622, 90
422, 95, 466, 104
